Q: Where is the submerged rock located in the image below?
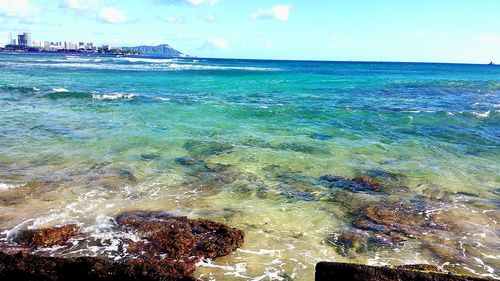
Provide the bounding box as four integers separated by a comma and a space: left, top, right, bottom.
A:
273, 141, 326, 154
1, 211, 244, 281
139, 153, 161, 161
307, 133, 333, 140
13, 225, 80, 248
351, 202, 429, 236
183, 140, 233, 158
315, 262, 493, 281
174, 157, 204, 166
327, 229, 402, 257
320, 175, 381, 192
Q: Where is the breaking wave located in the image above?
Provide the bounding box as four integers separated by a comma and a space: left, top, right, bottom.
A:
92, 93, 136, 101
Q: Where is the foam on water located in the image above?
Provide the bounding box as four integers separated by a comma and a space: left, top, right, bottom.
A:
92, 93, 136, 100
117, 57, 177, 63
0, 182, 22, 191
52, 87, 70, 92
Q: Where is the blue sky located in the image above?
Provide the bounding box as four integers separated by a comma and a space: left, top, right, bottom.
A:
1, 0, 499, 63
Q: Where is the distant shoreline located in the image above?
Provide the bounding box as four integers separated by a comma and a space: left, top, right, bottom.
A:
0, 48, 140, 56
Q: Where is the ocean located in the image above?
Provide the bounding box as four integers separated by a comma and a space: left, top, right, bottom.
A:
0, 53, 499, 280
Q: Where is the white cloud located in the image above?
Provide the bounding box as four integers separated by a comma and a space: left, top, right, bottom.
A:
414, 30, 424, 37
0, 0, 36, 18
478, 34, 500, 42
62, 0, 100, 11
266, 41, 273, 49
98, 6, 127, 24
163, 16, 186, 24
156, 0, 218, 6
250, 4, 292, 21
207, 38, 228, 49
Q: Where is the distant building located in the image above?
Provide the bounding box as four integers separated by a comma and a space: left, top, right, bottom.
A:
64, 41, 78, 50
31, 40, 43, 48
17, 33, 31, 46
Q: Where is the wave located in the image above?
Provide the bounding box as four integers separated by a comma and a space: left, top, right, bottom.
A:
471, 111, 491, 118
65, 56, 93, 62
92, 93, 136, 101
0, 85, 39, 93
115, 57, 177, 63
166, 63, 279, 71
4, 60, 281, 72
154, 97, 171, 101
53, 88, 70, 92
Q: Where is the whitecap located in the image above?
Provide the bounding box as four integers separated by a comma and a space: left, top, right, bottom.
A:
53, 88, 70, 92
118, 57, 176, 63
65, 56, 92, 62
92, 93, 136, 101
166, 63, 279, 71
472, 111, 490, 118
32, 87, 40, 91
154, 97, 171, 101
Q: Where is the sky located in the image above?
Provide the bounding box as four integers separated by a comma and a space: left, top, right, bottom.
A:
0, 0, 499, 63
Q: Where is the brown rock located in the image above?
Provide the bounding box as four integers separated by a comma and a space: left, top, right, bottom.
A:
352, 202, 428, 236
352, 176, 381, 191
315, 262, 494, 281
13, 225, 80, 248
0, 251, 196, 281
1, 211, 244, 280
115, 210, 245, 278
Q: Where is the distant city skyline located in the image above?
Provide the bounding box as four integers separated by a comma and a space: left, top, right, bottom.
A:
1, 0, 499, 63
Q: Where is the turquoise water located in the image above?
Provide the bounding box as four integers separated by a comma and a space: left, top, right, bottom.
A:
0, 53, 499, 280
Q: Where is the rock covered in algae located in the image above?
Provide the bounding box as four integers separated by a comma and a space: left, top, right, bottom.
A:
320, 175, 382, 192
315, 262, 495, 281
115, 210, 245, 260
0, 211, 245, 281
0, 251, 197, 281
13, 224, 80, 248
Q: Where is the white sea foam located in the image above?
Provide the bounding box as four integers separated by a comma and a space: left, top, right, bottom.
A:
32, 87, 40, 91
0, 182, 21, 190
53, 88, 70, 92
92, 93, 136, 100
7, 61, 279, 72
65, 56, 92, 62
117, 57, 176, 63
154, 97, 171, 101
166, 63, 279, 71
472, 111, 490, 118
237, 248, 283, 256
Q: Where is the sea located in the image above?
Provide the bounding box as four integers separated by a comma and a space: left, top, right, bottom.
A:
0, 53, 499, 280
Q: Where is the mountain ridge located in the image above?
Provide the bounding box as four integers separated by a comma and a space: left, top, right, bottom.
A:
121, 44, 185, 57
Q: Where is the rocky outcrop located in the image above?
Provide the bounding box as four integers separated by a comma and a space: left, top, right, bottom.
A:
0, 211, 244, 281
0, 251, 196, 281
315, 262, 494, 281
320, 175, 382, 192
13, 225, 80, 248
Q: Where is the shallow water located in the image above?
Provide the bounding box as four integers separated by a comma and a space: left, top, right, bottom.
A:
0, 53, 499, 280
